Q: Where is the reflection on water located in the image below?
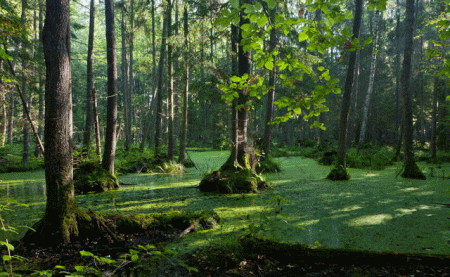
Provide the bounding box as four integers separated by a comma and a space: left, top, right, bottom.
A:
0, 176, 47, 242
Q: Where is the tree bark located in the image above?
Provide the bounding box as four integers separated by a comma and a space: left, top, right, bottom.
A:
178, 6, 189, 165
327, 0, 363, 180
400, 0, 425, 179
24, 0, 78, 245
93, 88, 102, 162
154, 11, 168, 155
358, 9, 380, 149
82, 0, 95, 154
21, 0, 29, 163
103, 0, 118, 173
262, 7, 277, 159
230, 23, 238, 161
235, 0, 251, 168
121, 9, 130, 150
167, 0, 174, 161
34, 0, 44, 157
0, 90, 5, 147
430, 75, 441, 162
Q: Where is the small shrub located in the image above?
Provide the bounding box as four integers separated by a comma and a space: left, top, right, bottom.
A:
74, 161, 119, 194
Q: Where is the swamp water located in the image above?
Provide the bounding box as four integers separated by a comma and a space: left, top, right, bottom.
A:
1, 151, 450, 256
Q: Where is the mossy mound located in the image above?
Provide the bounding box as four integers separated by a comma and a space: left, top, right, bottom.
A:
74, 161, 119, 194
326, 165, 350, 181
114, 209, 220, 233
401, 161, 426, 180
257, 157, 281, 173
199, 168, 268, 194
118, 153, 195, 174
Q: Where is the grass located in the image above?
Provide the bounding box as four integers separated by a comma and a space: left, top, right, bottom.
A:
1, 151, 450, 257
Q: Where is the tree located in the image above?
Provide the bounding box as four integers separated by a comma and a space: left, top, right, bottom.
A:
21, 0, 29, 164
358, 9, 380, 149
178, 5, 189, 165
399, 0, 425, 179
327, 0, 364, 181
23, 0, 85, 245
82, 0, 96, 154
167, 0, 174, 161
103, 0, 118, 173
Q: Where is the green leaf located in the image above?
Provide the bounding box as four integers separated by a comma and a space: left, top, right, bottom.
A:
187, 266, 199, 272
264, 61, 274, 70
241, 23, 251, 31
80, 251, 94, 257
298, 32, 308, 42
74, 266, 85, 272
2, 255, 11, 261
230, 76, 241, 82
293, 107, 301, 114
364, 37, 373, 45
230, 0, 239, 9
131, 254, 139, 262
446, 95, 450, 101
267, 0, 276, 9
257, 16, 268, 27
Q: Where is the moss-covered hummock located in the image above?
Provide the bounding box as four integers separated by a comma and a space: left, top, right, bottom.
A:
257, 156, 281, 173
199, 168, 268, 194
326, 165, 350, 180
74, 161, 119, 194
401, 161, 426, 180
114, 209, 220, 233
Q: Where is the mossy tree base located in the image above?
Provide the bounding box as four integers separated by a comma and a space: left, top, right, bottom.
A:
74, 161, 119, 194
326, 165, 350, 181
22, 205, 92, 247
257, 156, 281, 173
401, 161, 426, 180
199, 168, 268, 194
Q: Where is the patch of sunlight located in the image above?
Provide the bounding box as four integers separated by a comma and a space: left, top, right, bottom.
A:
395, 208, 416, 216
337, 192, 364, 198
417, 204, 437, 210
297, 219, 320, 226
378, 199, 394, 204
345, 214, 393, 226
415, 191, 435, 196
363, 172, 379, 177
399, 187, 420, 192
331, 205, 363, 214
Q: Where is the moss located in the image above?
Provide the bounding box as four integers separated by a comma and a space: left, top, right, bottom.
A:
199, 168, 268, 194
74, 161, 119, 194
257, 157, 281, 173
401, 161, 426, 180
326, 165, 350, 181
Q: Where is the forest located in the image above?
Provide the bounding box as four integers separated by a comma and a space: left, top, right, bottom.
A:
1, 0, 450, 275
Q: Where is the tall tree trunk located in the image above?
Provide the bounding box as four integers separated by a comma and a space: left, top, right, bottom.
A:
178, 6, 189, 165
230, 24, 238, 161
23, 0, 78, 245
34, 0, 44, 157
103, 0, 118, 173
327, 0, 363, 180
139, 0, 157, 149
82, 0, 95, 154
262, 7, 277, 159
7, 76, 14, 145
235, 0, 251, 168
93, 88, 102, 162
167, 0, 174, 161
121, 9, 130, 150
128, 0, 134, 147
400, 0, 425, 179
154, 11, 168, 155
430, 75, 441, 162
21, 0, 29, 164
0, 91, 5, 147
395, 0, 401, 145
358, 9, 380, 149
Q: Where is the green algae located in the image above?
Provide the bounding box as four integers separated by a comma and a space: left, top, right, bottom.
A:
1, 152, 450, 256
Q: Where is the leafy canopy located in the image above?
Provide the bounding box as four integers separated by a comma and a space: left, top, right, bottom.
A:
215, 0, 376, 129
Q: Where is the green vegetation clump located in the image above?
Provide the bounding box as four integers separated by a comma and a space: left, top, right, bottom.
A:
114, 209, 220, 233
0, 146, 44, 173
199, 168, 268, 194
326, 165, 350, 180
74, 161, 119, 194
257, 156, 281, 173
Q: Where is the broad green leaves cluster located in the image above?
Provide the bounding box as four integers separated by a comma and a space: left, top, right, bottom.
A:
426, 0, 450, 101
215, 0, 364, 128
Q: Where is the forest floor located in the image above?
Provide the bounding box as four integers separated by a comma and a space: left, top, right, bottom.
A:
2, 151, 450, 276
